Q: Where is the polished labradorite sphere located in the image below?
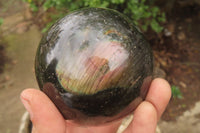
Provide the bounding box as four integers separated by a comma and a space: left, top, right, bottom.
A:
35, 8, 153, 125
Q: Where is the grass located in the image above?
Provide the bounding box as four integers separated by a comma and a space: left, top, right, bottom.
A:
171, 85, 183, 99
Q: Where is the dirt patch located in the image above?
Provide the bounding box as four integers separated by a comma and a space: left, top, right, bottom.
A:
147, 3, 200, 121
0, 35, 7, 73
0, 0, 25, 17
0, 0, 26, 75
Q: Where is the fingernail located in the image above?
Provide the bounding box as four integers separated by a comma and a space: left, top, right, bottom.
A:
20, 91, 33, 119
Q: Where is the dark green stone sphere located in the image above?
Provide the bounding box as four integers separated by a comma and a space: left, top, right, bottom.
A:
35, 8, 153, 125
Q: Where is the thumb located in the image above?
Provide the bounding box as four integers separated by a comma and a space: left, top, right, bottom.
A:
20, 89, 66, 133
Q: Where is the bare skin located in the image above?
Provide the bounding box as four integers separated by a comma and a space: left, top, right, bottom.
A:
20, 78, 171, 133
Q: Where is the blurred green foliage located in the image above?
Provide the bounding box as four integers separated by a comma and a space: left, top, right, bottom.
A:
0, 18, 3, 26
23, 0, 165, 33
171, 85, 183, 99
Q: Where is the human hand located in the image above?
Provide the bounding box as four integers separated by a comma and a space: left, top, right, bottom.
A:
20, 78, 171, 133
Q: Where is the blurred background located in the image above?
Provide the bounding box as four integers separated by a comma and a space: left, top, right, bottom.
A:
0, 0, 199, 133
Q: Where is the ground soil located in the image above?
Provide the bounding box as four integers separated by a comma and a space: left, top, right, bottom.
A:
147, 3, 200, 121
0, 0, 25, 74
0, 37, 6, 73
